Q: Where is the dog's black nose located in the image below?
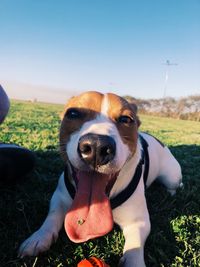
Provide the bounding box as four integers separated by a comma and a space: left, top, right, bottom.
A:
78, 133, 116, 168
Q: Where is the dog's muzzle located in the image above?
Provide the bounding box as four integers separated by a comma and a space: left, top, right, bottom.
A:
78, 133, 116, 169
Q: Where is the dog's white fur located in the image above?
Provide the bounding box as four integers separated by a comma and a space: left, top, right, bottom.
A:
19, 93, 182, 267
67, 115, 130, 174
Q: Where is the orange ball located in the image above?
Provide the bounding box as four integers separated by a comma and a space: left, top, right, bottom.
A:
77, 256, 110, 267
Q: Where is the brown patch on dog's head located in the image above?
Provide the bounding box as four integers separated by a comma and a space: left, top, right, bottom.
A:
59, 92, 104, 161
104, 93, 140, 155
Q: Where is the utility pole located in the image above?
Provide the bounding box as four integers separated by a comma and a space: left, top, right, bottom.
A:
162, 60, 178, 98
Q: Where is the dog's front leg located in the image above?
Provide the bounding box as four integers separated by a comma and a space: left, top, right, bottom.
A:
119, 216, 150, 267
18, 174, 72, 257
114, 189, 151, 267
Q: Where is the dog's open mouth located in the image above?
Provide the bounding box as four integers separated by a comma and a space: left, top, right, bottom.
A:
65, 169, 118, 243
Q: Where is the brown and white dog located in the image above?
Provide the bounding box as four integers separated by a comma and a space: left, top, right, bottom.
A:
19, 91, 182, 266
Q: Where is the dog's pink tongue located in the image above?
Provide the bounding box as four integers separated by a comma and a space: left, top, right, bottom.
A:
65, 171, 113, 243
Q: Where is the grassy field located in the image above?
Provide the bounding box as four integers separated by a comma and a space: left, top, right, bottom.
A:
0, 100, 199, 267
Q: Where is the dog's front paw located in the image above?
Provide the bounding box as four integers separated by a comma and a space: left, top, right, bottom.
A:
119, 256, 136, 267
118, 256, 127, 267
118, 251, 146, 267
119, 256, 134, 267
18, 228, 58, 257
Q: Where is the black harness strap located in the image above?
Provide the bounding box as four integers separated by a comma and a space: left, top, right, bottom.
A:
64, 134, 150, 209
110, 135, 149, 209
110, 158, 143, 209
64, 167, 76, 199
140, 135, 149, 186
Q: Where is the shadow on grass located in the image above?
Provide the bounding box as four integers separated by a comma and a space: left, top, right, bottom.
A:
0, 145, 199, 266
145, 144, 200, 267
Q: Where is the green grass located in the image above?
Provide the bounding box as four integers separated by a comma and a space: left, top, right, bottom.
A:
0, 100, 199, 267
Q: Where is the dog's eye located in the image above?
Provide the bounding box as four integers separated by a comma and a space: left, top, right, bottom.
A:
65, 108, 83, 119
117, 115, 135, 124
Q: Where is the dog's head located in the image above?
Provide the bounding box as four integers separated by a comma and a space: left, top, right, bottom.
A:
59, 91, 140, 243
60, 91, 140, 173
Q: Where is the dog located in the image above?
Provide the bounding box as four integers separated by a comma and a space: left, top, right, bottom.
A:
19, 91, 182, 266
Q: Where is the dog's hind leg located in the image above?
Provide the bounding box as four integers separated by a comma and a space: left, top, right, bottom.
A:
18, 173, 72, 257
157, 147, 183, 195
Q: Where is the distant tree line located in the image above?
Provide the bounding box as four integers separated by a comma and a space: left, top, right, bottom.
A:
124, 95, 200, 122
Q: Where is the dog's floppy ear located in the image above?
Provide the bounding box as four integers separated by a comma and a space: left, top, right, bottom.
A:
130, 102, 141, 127
130, 102, 138, 114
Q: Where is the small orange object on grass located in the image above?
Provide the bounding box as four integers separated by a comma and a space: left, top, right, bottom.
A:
77, 256, 110, 267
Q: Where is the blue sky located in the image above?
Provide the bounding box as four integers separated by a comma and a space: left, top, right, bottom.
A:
0, 0, 200, 102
